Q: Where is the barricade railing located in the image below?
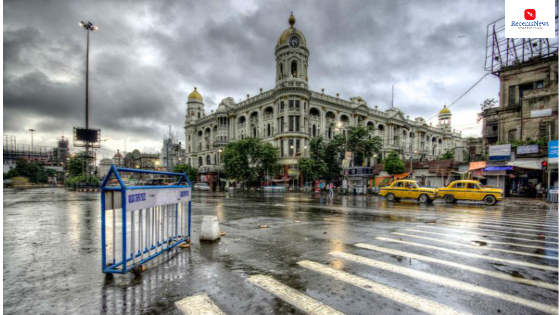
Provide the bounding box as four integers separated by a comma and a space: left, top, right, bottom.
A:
101, 166, 192, 274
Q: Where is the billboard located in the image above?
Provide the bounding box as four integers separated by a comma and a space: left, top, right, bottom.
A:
73, 127, 101, 148
489, 144, 511, 161
517, 144, 539, 155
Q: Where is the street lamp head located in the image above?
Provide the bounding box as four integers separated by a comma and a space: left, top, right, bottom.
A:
337, 122, 343, 127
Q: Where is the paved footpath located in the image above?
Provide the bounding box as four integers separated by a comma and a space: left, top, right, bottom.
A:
3, 189, 558, 315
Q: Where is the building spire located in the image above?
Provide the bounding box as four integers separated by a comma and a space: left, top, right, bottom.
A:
289, 12, 295, 28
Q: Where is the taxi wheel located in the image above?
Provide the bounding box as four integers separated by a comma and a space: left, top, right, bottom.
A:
444, 194, 456, 204
484, 195, 497, 205
418, 194, 429, 204
386, 193, 396, 202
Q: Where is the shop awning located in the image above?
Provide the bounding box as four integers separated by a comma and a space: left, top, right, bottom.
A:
468, 161, 486, 171
506, 158, 543, 170
484, 166, 514, 171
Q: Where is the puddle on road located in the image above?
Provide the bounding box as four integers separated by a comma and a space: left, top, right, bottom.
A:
510, 271, 526, 279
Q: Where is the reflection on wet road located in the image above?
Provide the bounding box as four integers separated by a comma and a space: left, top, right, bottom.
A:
3, 189, 558, 315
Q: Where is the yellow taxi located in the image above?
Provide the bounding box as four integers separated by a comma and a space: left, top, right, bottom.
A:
437, 180, 503, 205
380, 180, 437, 203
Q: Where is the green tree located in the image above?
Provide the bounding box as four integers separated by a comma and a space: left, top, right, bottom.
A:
68, 154, 87, 177
383, 150, 405, 175
6, 159, 57, 183
329, 126, 382, 166
173, 164, 198, 183
439, 149, 454, 160
222, 138, 280, 185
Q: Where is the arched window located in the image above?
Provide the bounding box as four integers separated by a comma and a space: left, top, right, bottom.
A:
291, 61, 297, 78
280, 63, 284, 78
267, 124, 271, 137
214, 154, 218, 164
328, 127, 332, 139
198, 156, 203, 166
253, 127, 257, 137
206, 155, 211, 165
312, 125, 317, 137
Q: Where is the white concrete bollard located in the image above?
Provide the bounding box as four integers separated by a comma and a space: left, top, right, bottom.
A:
200, 216, 221, 241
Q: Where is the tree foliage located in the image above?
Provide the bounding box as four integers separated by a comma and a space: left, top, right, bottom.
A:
222, 138, 280, 184
173, 164, 198, 183
329, 125, 383, 166
68, 154, 87, 177
439, 149, 454, 160
383, 150, 405, 175
4, 159, 57, 183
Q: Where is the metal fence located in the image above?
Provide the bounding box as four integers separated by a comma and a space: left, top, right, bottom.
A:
101, 166, 192, 274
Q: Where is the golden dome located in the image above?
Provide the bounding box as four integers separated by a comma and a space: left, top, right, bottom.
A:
277, 13, 307, 47
439, 105, 451, 115
188, 87, 203, 101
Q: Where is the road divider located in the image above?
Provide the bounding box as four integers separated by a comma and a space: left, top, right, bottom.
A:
297, 260, 473, 315
375, 237, 559, 272
352, 244, 558, 291
248, 275, 346, 315
329, 251, 558, 314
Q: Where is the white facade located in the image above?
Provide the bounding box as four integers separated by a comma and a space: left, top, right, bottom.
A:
184, 14, 462, 170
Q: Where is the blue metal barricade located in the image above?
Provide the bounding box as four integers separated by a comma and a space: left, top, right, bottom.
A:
100, 166, 192, 274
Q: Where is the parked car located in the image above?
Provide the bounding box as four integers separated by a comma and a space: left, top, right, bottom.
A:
437, 180, 503, 205
193, 182, 211, 191
379, 180, 437, 203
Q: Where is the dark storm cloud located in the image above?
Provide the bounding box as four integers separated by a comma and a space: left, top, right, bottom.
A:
3, 0, 503, 154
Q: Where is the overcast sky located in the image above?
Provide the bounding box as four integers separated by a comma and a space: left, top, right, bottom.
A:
3, 0, 504, 159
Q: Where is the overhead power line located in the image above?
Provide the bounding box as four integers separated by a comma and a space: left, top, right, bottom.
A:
428, 73, 490, 121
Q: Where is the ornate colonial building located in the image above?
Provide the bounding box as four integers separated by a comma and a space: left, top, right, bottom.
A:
184, 14, 462, 177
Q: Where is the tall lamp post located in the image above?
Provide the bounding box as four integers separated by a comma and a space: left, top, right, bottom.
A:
79, 21, 98, 180
28, 129, 36, 159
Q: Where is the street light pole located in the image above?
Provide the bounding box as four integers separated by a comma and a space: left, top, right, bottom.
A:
79, 21, 98, 181
28, 129, 36, 158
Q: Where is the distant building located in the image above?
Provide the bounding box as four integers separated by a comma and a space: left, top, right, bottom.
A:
161, 127, 183, 171
480, 56, 558, 149
184, 13, 463, 186
51, 136, 70, 169
99, 158, 112, 178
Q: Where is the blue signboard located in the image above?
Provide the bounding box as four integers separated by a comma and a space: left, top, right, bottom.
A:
549, 140, 558, 159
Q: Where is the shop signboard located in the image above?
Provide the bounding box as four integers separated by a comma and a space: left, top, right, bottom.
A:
489, 144, 511, 161
517, 144, 539, 155
549, 140, 558, 163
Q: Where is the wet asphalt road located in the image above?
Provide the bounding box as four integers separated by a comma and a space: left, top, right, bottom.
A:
3, 188, 559, 315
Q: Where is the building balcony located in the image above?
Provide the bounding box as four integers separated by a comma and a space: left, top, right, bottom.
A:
309, 115, 320, 122
263, 114, 273, 121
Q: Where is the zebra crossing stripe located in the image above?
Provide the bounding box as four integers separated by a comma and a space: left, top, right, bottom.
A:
248, 275, 346, 315
443, 217, 559, 229
297, 260, 473, 315
330, 251, 557, 314
375, 237, 559, 272
403, 229, 558, 252
175, 294, 227, 315
417, 225, 559, 244
443, 220, 559, 233
392, 232, 558, 260
353, 244, 557, 291
432, 224, 559, 240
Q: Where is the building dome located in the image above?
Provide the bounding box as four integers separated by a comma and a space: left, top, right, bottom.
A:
113, 152, 122, 158
439, 105, 451, 115
277, 13, 307, 47
188, 87, 203, 101
215, 103, 229, 115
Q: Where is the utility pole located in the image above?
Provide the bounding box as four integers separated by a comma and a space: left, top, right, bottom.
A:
547, 124, 551, 202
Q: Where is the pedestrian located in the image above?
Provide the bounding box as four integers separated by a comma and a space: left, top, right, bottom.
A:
536, 182, 542, 199
328, 182, 334, 198
320, 181, 325, 194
